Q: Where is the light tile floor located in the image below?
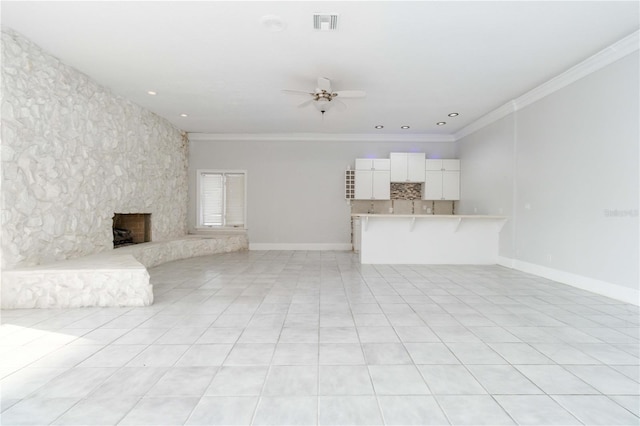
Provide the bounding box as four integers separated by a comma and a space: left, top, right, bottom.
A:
1, 251, 639, 425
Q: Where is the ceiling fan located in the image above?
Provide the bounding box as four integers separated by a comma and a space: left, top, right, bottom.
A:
283, 77, 366, 115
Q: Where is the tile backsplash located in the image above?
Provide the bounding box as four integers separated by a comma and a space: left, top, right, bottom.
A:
351, 200, 455, 215
390, 183, 422, 200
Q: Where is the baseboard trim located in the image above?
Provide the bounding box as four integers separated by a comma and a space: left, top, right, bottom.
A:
497, 256, 639, 306
249, 243, 353, 251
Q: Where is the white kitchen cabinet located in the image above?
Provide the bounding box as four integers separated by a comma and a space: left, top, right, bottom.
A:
425, 159, 460, 171
422, 159, 460, 200
355, 170, 391, 200
354, 158, 391, 200
355, 158, 390, 171
390, 152, 425, 182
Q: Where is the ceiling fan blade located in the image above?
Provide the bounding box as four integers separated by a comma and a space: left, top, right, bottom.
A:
282, 89, 314, 96
333, 99, 348, 110
333, 90, 366, 98
297, 99, 314, 108
317, 77, 332, 92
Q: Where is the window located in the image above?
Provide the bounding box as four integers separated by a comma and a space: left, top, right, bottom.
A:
197, 170, 246, 228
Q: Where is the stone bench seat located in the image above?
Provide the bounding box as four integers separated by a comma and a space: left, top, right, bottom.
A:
1, 232, 248, 309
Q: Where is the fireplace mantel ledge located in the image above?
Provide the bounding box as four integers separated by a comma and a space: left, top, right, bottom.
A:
1, 233, 249, 309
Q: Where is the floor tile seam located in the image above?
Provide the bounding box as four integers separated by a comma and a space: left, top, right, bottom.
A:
484, 341, 558, 364
54, 394, 145, 425
510, 362, 611, 396
563, 341, 639, 364
486, 392, 539, 425
22, 365, 128, 420
546, 393, 637, 424
23, 309, 99, 330
457, 361, 553, 402
3, 341, 114, 390
548, 363, 640, 394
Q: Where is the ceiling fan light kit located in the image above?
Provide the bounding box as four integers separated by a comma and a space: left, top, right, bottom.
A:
314, 99, 333, 114
283, 76, 366, 116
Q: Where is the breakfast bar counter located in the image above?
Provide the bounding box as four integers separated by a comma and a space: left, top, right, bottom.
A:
352, 214, 508, 264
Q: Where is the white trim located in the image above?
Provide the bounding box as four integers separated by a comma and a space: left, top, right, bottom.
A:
249, 243, 352, 251
188, 133, 455, 143
514, 29, 640, 113
455, 30, 640, 141
496, 256, 515, 269
498, 256, 640, 306
454, 101, 517, 140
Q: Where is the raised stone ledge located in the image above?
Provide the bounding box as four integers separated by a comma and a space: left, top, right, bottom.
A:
1, 233, 248, 309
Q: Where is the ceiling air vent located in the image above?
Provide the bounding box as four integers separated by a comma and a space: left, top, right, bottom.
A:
313, 13, 338, 31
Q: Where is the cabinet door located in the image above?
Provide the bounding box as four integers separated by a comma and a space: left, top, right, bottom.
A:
354, 170, 373, 199
423, 171, 443, 200
390, 153, 407, 182
442, 171, 460, 200
355, 159, 373, 170
372, 159, 391, 170
442, 159, 460, 171
425, 159, 443, 171
407, 153, 426, 182
372, 170, 391, 200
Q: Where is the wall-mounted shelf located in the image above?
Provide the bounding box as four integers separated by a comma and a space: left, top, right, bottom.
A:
345, 170, 355, 199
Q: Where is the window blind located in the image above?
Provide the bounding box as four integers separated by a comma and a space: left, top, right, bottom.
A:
200, 173, 223, 226
199, 171, 245, 227
225, 173, 245, 227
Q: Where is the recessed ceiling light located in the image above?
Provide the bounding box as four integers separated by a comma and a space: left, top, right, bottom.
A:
147, 90, 157, 96
448, 112, 459, 117
400, 126, 410, 129
436, 122, 447, 126
375, 125, 384, 129
180, 113, 188, 117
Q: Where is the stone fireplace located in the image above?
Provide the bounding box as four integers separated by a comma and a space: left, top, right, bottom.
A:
113, 213, 151, 248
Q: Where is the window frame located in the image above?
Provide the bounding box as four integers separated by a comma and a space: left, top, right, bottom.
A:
196, 169, 247, 230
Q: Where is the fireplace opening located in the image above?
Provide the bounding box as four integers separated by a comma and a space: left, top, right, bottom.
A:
113, 213, 151, 248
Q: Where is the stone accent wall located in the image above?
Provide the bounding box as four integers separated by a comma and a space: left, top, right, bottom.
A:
1, 29, 188, 269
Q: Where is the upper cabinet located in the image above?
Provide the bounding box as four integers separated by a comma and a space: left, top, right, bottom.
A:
426, 159, 460, 171
423, 159, 460, 200
354, 158, 391, 200
355, 158, 391, 171
390, 152, 426, 182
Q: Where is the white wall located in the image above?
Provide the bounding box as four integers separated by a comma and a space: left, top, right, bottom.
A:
1, 29, 189, 268
188, 139, 456, 248
458, 52, 639, 302
456, 115, 515, 258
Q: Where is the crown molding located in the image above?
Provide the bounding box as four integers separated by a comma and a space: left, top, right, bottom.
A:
453, 101, 517, 140
188, 132, 456, 143
455, 30, 640, 141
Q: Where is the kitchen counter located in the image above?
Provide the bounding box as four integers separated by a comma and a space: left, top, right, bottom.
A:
351, 214, 507, 264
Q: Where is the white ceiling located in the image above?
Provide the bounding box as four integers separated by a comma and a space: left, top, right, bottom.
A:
2, 1, 638, 137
